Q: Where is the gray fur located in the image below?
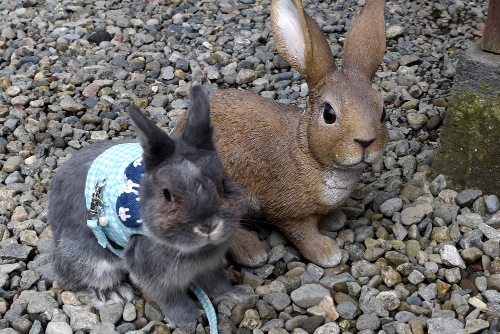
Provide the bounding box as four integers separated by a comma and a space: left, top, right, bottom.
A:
49, 86, 243, 327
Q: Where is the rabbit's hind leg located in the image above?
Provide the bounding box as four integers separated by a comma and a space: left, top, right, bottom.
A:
52, 239, 135, 308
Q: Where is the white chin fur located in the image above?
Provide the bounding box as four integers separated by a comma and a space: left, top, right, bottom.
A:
174, 235, 228, 254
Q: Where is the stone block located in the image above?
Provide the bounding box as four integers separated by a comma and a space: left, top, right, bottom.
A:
432, 43, 500, 195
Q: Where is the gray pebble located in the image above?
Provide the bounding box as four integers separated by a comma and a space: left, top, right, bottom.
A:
459, 229, 484, 249
407, 270, 425, 285
312, 322, 340, 334
336, 301, 357, 320
236, 69, 258, 85
89, 322, 119, 334
2, 156, 24, 173
439, 245, 466, 269
99, 302, 123, 325
303, 264, 324, 282
379, 197, 403, 217
80, 114, 102, 125
20, 270, 41, 290
344, 243, 365, 261
4, 304, 26, 325
405, 296, 422, 306
144, 302, 164, 322
26, 292, 58, 314
427, 317, 464, 334
350, 260, 381, 279
260, 319, 285, 332
401, 203, 433, 225
429, 174, 447, 195
457, 213, 483, 228
386, 25, 405, 39
392, 222, 408, 240
290, 284, 330, 309
171, 99, 189, 110
254, 264, 275, 279
376, 291, 400, 311
424, 261, 439, 273
115, 323, 136, 334
356, 313, 380, 331
45, 321, 73, 334
69, 309, 99, 332
455, 189, 482, 207
4, 171, 24, 184
262, 293, 291, 311
60, 98, 86, 112
487, 274, 500, 290
284, 315, 307, 332
122, 302, 136, 322
485, 195, 500, 213
28, 320, 43, 334
483, 239, 500, 258
268, 245, 286, 264
319, 272, 355, 288
464, 319, 489, 333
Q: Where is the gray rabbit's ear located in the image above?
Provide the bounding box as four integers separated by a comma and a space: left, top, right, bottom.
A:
181, 85, 216, 151
128, 104, 175, 171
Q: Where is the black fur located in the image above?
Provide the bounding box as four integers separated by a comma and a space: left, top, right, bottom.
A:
49, 86, 243, 327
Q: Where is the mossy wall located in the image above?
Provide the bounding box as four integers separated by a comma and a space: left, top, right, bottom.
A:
433, 91, 500, 195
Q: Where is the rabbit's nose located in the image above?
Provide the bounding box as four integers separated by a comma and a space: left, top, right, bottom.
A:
354, 138, 375, 149
194, 219, 223, 237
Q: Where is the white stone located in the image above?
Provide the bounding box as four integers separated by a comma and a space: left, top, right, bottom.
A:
45, 321, 73, 334
313, 322, 340, 334
440, 245, 466, 269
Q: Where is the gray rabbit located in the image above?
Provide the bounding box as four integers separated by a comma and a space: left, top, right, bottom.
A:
49, 85, 243, 327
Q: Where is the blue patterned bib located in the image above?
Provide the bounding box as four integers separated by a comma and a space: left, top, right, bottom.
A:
84, 143, 148, 257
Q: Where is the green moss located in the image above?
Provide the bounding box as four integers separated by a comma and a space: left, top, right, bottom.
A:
481, 84, 491, 91
432, 91, 500, 195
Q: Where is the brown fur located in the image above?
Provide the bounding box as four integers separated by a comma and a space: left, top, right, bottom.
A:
177, 0, 388, 267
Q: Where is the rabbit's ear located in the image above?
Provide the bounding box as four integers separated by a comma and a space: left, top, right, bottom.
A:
271, 0, 337, 86
128, 104, 175, 171
342, 0, 386, 81
181, 85, 216, 151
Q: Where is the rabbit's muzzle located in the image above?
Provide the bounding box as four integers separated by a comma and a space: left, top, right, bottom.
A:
193, 219, 224, 239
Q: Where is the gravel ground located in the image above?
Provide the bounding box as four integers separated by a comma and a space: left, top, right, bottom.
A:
0, 0, 499, 333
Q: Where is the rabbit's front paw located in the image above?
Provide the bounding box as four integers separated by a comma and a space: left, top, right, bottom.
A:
165, 305, 202, 329
298, 235, 342, 268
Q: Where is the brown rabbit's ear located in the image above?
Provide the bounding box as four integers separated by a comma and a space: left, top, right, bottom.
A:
342, 0, 386, 81
271, 0, 337, 86
129, 104, 175, 171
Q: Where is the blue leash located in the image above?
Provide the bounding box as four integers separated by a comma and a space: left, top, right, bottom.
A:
189, 283, 218, 334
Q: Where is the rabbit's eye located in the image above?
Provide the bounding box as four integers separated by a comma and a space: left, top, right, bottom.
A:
163, 189, 172, 202
323, 103, 337, 124
381, 108, 387, 122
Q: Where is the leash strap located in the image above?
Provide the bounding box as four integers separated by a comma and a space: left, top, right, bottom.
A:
189, 283, 219, 334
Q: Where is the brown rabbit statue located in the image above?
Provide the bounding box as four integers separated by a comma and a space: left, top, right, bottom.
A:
178, 0, 388, 268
